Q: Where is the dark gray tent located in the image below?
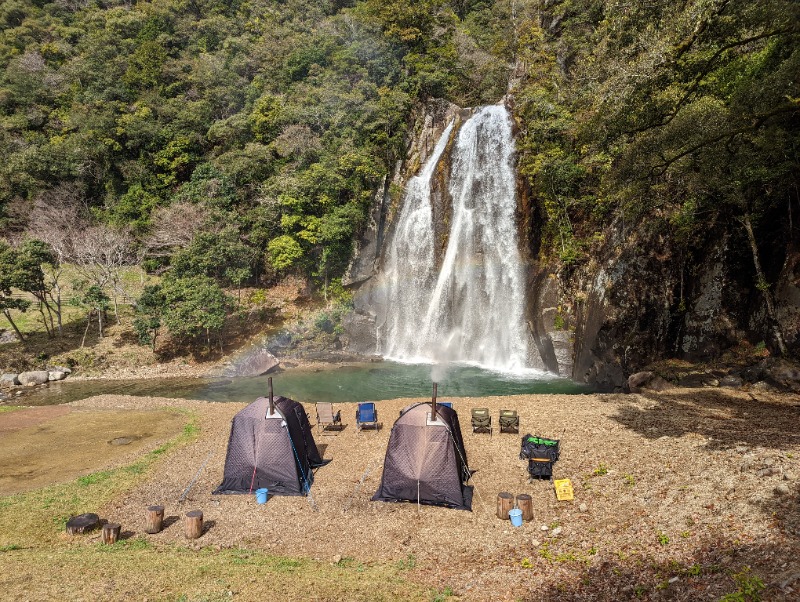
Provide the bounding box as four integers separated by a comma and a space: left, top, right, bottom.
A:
372, 402, 472, 510
214, 396, 327, 496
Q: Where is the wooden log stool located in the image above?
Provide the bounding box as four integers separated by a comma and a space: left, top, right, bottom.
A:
185, 510, 203, 539
496, 492, 514, 520
102, 523, 121, 545
65, 513, 100, 535
516, 494, 533, 521
145, 505, 165, 534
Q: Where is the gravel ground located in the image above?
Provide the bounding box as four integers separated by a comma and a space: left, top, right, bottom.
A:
69, 388, 800, 601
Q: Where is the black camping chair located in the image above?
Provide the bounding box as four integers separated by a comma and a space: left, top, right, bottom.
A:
498, 409, 519, 434
471, 408, 492, 436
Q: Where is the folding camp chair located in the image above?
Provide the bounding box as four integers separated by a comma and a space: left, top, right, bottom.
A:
471, 407, 492, 436
316, 402, 342, 433
498, 409, 519, 434
356, 402, 379, 431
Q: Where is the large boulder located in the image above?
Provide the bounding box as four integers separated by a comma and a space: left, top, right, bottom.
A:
222, 348, 279, 377
0, 373, 20, 388
627, 371, 671, 393
18, 370, 50, 386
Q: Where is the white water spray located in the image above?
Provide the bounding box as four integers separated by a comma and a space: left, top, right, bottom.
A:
377, 105, 538, 374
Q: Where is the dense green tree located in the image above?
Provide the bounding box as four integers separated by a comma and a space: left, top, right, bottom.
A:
170, 228, 253, 289
160, 275, 232, 351
14, 239, 59, 337
0, 241, 30, 343
133, 284, 167, 351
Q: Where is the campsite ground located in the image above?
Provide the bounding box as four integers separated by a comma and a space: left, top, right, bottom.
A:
0, 389, 798, 601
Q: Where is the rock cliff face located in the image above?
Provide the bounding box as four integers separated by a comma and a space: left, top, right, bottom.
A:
343, 99, 799, 390
525, 209, 799, 390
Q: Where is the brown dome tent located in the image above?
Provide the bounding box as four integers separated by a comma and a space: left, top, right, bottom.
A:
214, 395, 328, 496
372, 402, 473, 510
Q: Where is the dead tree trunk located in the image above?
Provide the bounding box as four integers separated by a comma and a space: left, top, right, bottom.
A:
81, 310, 92, 347
2, 309, 26, 343
741, 213, 788, 356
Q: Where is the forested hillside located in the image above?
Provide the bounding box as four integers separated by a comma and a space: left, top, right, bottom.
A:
0, 0, 511, 277
1, 0, 797, 365
511, 0, 799, 379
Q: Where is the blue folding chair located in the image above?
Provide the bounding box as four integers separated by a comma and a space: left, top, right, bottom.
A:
438, 402, 452, 409
356, 402, 379, 431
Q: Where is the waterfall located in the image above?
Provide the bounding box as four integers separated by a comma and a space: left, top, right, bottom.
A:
377, 105, 537, 374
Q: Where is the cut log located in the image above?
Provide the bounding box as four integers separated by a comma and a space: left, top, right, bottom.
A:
66, 513, 100, 535
185, 510, 203, 539
516, 494, 533, 521
496, 492, 514, 520
145, 505, 165, 534
102, 523, 121, 545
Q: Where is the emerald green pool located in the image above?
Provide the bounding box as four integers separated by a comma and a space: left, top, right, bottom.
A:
22, 361, 589, 405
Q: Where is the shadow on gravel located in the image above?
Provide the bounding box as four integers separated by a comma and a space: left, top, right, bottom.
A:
608, 389, 800, 451
526, 509, 800, 602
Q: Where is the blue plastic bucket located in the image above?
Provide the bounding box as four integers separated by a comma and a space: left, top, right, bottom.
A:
255, 488, 269, 504
509, 508, 523, 527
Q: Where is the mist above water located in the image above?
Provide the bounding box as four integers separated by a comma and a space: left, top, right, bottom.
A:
377, 105, 540, 376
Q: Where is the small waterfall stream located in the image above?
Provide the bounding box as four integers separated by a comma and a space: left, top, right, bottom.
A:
377, 105, 538, 374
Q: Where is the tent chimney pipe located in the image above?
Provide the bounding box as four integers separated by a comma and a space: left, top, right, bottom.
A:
432, 382, 438, 421
268, 377, 274, 415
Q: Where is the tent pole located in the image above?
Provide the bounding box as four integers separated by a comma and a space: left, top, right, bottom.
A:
268, 377, 274, 415
431, 382, 438, 421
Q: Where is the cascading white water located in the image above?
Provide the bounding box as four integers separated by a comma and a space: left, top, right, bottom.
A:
377, 105, 537, 374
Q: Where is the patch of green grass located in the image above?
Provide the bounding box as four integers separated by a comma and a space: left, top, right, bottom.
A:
623, 474, 635, 486
96, 536, 152, 552
520, 557, 534, 568
0, 406, 23, 414
77, 470, 114, 486
431, 586, 455, 601
657, 531, 670, 546
686, 564, 703, 577
592, 463, 608, 476
0, 544, 21, 551
395, 553, 417, 570
719, 566, 765, 602
0, 545, 430, 601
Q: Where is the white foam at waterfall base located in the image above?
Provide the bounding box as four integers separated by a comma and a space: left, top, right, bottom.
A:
377, 105, 543, 376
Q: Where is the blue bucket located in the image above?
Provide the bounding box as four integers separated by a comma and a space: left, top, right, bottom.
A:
509, 508, 523, 527
255, 488, 269, 504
